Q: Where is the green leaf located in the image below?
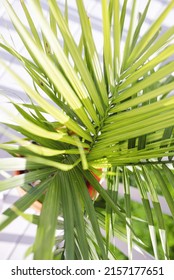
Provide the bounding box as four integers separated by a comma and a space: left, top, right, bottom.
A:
133, 167, 159, 259
29, 0, 99, 128
123, 167, 132, 259
121, 26, 174, 79
0, 167, 55, 192
142, 166, 169, 259
0, 1, 95, 136
102, 0, 114, 88
120, 45, 174, 90
0, 176, 52, 230
20, 0, 43, 48
48, 0, 105, 117
76, 0, 108, 107
33, 173, 60, 260
0, 61, 92, 142
117, 61, 174, 102
153, 166, 174, 218
111, 81, 174, 112
121, 0, 137, 71
0, 157, 43, 171
126, 1, 174, 67
0, 102, 91, 147
68, 170, 89, 259
113, 0, 120, 82
130, 1, 151, 51
120, 0, 128, 36
75, 168, 108, 259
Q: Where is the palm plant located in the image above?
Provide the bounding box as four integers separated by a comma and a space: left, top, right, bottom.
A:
0, 0, 174, 260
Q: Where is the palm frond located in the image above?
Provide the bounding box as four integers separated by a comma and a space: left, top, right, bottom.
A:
0, 0, 174, 260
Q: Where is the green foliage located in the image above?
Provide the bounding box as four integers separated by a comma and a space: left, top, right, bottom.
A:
0, 0, 174, 259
